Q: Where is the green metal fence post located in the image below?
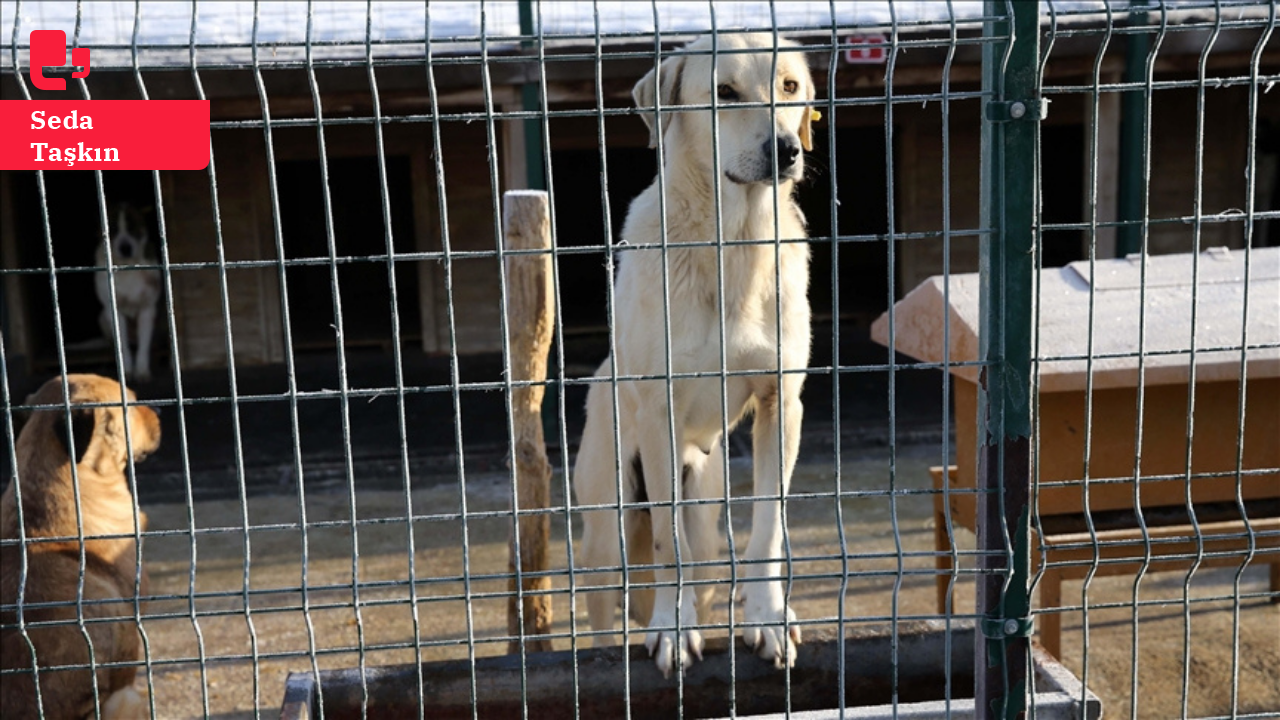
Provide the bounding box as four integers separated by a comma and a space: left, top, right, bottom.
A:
1117, 1, 1151, 257
978, 1, 1038, 718
518, 0, 546, 190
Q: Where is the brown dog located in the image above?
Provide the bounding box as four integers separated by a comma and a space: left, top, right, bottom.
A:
1, 375, 161, 719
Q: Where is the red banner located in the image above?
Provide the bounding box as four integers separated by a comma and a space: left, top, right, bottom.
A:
0, 100, 210, 170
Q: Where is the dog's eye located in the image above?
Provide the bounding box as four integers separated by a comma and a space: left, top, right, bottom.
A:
716, 84, 739, 102
783, 79, 798, 95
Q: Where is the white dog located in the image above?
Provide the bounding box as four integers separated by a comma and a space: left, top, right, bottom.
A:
95, 203, 161, 383
573, 33, 815, 678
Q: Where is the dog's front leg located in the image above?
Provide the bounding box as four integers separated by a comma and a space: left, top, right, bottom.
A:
637, 422, 703, 678
740, 388, 803, 668
105, 308, 135, 380
133, 305, 156, 382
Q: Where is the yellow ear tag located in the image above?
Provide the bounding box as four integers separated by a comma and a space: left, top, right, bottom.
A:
810, 109, 822, 123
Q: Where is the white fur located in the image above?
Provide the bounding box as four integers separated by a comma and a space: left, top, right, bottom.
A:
573, 33, 815, 678
95, 206, 161, 383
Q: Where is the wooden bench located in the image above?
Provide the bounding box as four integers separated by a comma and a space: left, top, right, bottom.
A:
931, 379, 1280, 659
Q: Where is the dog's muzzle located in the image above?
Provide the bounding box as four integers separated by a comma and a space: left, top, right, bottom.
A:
726, 135, 804, 185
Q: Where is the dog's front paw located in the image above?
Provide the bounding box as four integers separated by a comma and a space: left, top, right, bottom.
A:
741, 586, 801, 669
645, 620, 704, 679
100, 686, 145, 719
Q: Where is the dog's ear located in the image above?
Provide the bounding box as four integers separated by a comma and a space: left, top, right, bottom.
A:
633, 55, 685, 149
133, 206, 152, 242
799, 81, 817, 152
53, 407, 96, 467
799, 110, 814, 153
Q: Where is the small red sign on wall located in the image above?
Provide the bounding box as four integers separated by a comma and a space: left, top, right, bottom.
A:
844, 34, 888, 65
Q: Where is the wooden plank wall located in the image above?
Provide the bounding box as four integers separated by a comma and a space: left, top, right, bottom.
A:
421, 121, 506, 355
162, 129, 283, 369
161, 120, 509, 366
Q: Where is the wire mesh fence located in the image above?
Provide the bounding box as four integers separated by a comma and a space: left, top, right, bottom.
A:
0, 1, 1277, 719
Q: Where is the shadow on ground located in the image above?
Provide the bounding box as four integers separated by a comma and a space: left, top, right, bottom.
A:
132, 443, 1279, 719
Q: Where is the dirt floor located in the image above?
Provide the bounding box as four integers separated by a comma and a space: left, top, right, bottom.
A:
120, 444, 1278, 719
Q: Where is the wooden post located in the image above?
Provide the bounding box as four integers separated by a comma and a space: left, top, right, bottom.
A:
503, 190, 555, 654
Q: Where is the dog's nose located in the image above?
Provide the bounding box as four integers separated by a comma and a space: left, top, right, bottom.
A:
777, 136, 801, 168
764, 136, 802, 171
118, 242, 134, 259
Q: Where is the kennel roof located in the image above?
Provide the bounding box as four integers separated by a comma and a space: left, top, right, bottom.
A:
870, 247, 1280, 394
0, 0, 1270, 70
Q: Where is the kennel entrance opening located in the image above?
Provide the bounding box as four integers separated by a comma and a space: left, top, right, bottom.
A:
276, 153, 421, 352
8, 169, 166, 374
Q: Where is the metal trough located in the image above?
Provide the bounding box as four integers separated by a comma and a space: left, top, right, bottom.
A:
279, 621, 1100, 719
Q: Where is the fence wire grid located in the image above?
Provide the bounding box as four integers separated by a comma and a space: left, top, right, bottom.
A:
1, 1, 1278, 719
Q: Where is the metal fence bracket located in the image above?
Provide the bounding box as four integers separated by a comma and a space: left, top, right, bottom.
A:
984, 99, 1048, 123
981, 617, 1035, 641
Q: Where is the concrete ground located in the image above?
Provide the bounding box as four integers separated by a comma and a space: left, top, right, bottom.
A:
115, 442, 1280, 719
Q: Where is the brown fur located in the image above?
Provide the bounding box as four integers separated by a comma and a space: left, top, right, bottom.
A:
1, 375, 161, 720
